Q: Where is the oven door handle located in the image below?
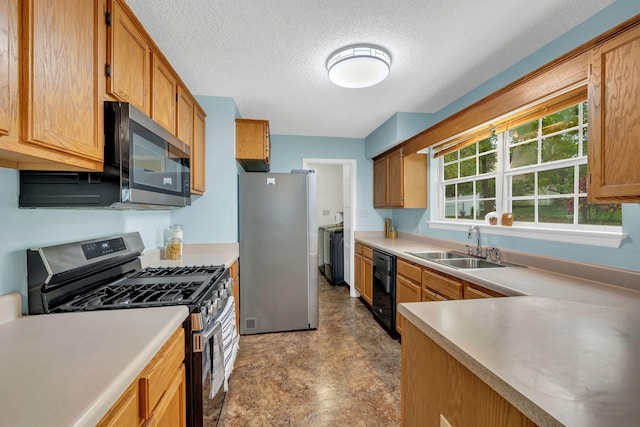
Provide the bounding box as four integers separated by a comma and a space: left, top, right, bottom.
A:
193, 320, 221, 352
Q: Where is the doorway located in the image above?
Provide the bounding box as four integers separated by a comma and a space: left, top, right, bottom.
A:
303, 158, 358, 297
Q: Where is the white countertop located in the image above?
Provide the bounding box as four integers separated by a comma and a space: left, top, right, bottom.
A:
356, 235, 640, 310
141, 242, 239, 269
399, 297, 640, 427
0, 293, 189, 427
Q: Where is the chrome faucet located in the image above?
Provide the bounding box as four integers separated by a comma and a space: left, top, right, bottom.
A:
467, 225, 482, 257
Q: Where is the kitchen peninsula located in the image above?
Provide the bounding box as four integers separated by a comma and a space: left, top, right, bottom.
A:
355, 232, 640, 426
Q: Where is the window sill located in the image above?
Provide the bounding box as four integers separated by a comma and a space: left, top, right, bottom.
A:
427, 220, 627, 248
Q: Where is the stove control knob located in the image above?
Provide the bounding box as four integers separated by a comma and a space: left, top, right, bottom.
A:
213, 298, 221, 310
205, 302, 213, 316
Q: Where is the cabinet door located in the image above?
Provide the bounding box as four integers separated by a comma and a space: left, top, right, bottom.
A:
386, 148, 404, 207
144, 364, 186, 427
23, 0, 103, 162
354, 252, 363, 294
97, 381, 139, 427
191, 106, 206, 194
0, 0, 16, 138
236, 119, 267, 159
362, 256, 373, 305
396, 274, 421, 334
176, 85, 194, 146
152, 54, 178, 134
588, 25, 640, 202
373, 157, 386, 207
108, 0, 150, 114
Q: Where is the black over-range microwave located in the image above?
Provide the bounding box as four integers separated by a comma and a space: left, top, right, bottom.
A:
19, 101, 191, 209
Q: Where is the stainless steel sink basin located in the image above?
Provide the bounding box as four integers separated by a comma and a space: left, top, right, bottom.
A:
408, 251, 469, 261
435, 258, 506, 269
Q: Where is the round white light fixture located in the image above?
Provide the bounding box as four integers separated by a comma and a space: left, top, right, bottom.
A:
326, 44, 391, 89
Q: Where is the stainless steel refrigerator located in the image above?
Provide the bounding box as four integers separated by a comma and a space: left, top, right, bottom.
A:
238, 171, 318, 335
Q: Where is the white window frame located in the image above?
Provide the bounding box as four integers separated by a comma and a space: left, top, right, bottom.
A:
429, 103, 626, 248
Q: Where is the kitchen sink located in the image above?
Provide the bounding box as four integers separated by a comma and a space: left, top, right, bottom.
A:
435, 258, 506, 269
408, 251, 469, 260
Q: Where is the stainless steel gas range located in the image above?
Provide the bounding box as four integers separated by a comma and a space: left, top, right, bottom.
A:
26, 232, 238, 427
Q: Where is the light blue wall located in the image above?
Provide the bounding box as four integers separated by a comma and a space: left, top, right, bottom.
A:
270, 135, 388, 230
171, 96, 240, 243
390, 0, 640, 272
0, 168, 171, 311
365, 112, 434, 158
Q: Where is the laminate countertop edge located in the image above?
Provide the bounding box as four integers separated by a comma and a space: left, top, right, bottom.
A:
399, 297, 640, 427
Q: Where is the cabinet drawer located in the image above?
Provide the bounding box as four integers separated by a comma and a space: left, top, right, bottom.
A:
464, 283, 505, 299
421, 287, 448, 302
355, 243, 363, 255
423, 269, 462, 300
397, 259, 422, 283
362, 246, 373, 259
139, 327, 185, 419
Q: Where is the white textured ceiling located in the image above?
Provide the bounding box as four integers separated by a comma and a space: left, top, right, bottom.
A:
125, 0, 615, 139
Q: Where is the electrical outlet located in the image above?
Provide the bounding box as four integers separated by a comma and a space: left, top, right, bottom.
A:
322, 209, 330, 216
359, 209, 368, 218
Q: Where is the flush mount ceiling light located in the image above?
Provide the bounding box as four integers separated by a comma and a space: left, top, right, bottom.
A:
326, 44, 391, 89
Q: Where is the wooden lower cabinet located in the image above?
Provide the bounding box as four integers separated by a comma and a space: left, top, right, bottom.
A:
422, 268, 462, 300
230, 260, 240, 333
98, 381, 139, 427
361, 246, 373, 305
354, 251, 363, 294
98, 326, 186, 427
464, 283, 506, 299
353, 243, 373, 305
402, 320, 536, 427
396, 258, 422, 334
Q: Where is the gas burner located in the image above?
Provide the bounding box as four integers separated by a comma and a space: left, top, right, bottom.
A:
130, 265, 224, 278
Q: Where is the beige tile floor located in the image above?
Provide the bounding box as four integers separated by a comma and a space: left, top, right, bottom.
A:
219, 274, 401, 426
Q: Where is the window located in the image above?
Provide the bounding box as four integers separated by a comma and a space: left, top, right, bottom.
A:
439, 101, 622, 228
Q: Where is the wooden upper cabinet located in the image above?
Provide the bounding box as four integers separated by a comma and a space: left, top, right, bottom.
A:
588, 24, 640, 203
152, 53, 178, 134
6, 0, 104, 170
191, 106, 206, 194
107, 0, 150, 115
0, 0, 17, 141
177, 85, 194, 147
373, 157, 386, 207
386, 148, 403, 207
235, 118, 270, 172
373, 147, 427, 208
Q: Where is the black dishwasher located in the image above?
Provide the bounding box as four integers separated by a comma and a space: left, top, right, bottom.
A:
372, 248, 397, 336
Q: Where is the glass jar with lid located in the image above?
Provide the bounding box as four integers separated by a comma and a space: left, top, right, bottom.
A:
165, 224, 183, 259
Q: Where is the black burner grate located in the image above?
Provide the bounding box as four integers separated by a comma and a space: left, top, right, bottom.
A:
129, 265, 224, 278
